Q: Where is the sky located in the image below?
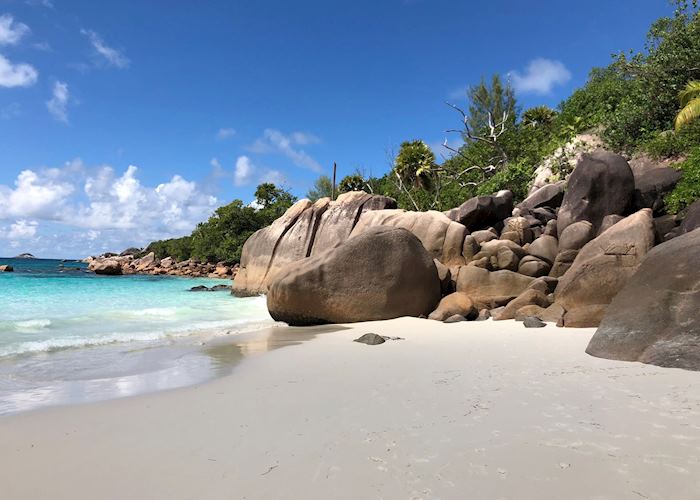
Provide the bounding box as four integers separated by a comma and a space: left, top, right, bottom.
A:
0, 0, 672, 258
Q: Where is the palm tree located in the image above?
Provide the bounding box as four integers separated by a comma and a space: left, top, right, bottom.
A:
675, 80, 700, 131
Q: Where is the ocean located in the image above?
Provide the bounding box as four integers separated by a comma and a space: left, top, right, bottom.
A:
0, 258, 275, 415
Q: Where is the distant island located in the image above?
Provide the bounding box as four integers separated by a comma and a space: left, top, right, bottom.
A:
13, 253, 36, 259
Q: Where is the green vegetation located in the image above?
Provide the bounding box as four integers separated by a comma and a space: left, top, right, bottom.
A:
665, 147, 700, 213
144, 183, 296, 264
675, 80, 700, 131
306, 175, 333, 201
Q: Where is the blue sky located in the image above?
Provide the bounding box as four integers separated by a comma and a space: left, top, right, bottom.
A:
0, 0, 671, 258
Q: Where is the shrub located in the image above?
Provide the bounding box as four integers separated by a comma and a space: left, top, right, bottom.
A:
665, 146, 700, 213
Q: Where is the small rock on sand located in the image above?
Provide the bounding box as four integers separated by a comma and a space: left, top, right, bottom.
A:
354, 333, 386, 345
523, 316, 546, 328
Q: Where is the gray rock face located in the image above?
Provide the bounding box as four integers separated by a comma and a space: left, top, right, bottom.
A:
518, 256, 551, 277
267, 227, 441, 326
598, 215, 624, 235
632, 167, 681, 214
233, 192, 396, 296
516, 181, 566, 211
554, 209, 655, 327
523, 316, 546, 328
680, 200, 700, 234
557, 151, 635, 236
558, 221, 595, 252
586, 229, 700, 370
443, 190, 513, 231
528, 235, 558, 264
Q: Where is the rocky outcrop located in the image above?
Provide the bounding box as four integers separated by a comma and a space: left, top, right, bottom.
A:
586, 229, 700, 370
632, 167, 681, 214
443, 190, 513, 231
455, 266, 534, 308
557, 151, 635, 236
266, 227, 440, 325
13, 253, 35, 259
85, 253, 234, 279
554, 209, 655, 327
528, 133, 603, 194
233, 193, 396, 296
517, 181, 566, 211
428, 292, 477, 321
0, 264, 13, 272
679, 200, 700, 234
88, 259, 123, 275
352, 209, 468, 266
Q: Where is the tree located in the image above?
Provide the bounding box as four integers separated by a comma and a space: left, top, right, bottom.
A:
392, 140, 438, 210
675, 80, 700, 130
466, 74, 517, 132
338, 174, 367, 193
254, 182, 297, 220
306, 175, 333, 201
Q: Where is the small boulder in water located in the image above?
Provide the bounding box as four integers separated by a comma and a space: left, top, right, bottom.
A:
210, 284, 232, 291
354, 333, 386, 345
189, 285, 210, 292
0, 265, 13, 272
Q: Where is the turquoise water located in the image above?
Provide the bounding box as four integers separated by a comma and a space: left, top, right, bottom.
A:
0, 258, 271, 357
0, 258, 274, 414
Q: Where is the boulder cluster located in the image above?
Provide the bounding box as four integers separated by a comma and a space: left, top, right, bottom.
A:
85, 252, 237, 279
234, 150, 700, 370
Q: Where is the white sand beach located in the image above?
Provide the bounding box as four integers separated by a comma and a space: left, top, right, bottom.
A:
1, 318, 699, 500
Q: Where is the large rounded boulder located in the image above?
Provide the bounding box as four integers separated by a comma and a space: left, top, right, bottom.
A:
554, 209, 655, 327
586, 229, 700, 370
267, 226, 441, 325
557, 151, 635, 236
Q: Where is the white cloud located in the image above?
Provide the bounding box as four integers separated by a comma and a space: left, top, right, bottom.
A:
216, 127, 236, 140
32, 41, 51, 51
0, 169, 74, 219
81, 29, 130, 68
46, 81, 69, 122
4, 220, 38, 239
72, 165, 218, 233
248, 129, 323, 172
260, 169, 286, 185
509, 58, 571, 95
234, 156, 255, 186
289, 132, 320, 145
25, 0, 54, 8
0, 14, 30, 46
0, 53, 38, 87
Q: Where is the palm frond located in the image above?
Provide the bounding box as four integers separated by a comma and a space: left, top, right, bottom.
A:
675, 96, 700, 131
678, 80, 700, 107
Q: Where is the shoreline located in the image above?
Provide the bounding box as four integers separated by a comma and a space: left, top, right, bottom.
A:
2, 317, 699, 499
0, 319, 291, 416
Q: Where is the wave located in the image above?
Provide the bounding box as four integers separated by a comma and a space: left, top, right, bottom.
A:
12, 319, 52, 332
0, 318, 277, 358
